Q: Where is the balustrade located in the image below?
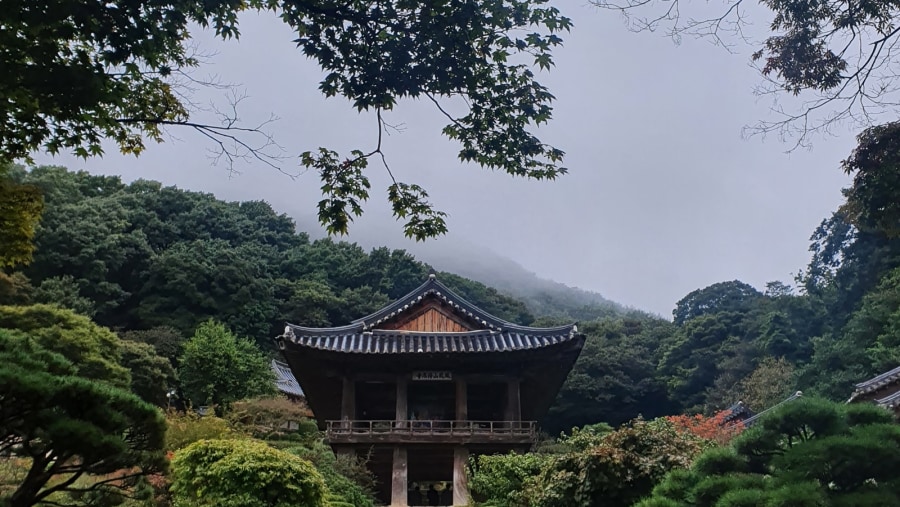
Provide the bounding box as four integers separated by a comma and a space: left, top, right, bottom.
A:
325, 419, 537, 443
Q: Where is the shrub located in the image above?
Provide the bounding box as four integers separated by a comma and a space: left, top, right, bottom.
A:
226, 396, 313, 440
642, 398, 900, 507
164, 411, 241, 452
281, 441, 377, 507
468, 452, 552, 507
170, 439, 328, 507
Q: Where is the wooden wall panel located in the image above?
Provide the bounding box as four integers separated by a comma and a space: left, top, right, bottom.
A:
395, 309, 468, 332
380, 304, 472, 332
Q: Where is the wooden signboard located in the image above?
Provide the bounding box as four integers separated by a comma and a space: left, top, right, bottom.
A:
412, 371, 452, 381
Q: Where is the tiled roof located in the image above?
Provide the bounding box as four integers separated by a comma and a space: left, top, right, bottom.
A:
276, 274, 579, 354
286, 274, 574, 335
848, 365, 900, 401
722, 401, 754, 424
279, 328, 579, 354
272, 359, 304, 397
875, 390, 900, 410
352, 274, 511, 330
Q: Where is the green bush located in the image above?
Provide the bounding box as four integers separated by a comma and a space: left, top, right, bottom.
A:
170, 439, 328, 507
226, 396, 314, 441
165, 412, 241, 452
468, 452, 552, 507
715, 488, 768, 507
281, 442, 376, 507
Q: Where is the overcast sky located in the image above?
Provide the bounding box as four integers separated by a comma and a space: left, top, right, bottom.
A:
35, 3, 860, 317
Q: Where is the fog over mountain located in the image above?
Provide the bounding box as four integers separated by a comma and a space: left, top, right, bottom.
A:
348, 229, 631, 320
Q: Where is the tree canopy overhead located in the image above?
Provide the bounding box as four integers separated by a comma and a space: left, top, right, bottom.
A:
590, 0, 900, 146
841, 122, 900, 239
2, 0, 571, 239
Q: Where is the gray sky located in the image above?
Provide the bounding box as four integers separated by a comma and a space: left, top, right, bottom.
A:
36, 3, 859, 317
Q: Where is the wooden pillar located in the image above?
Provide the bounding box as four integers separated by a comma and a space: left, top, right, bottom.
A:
455, 377, 467, 421
390, 447, 408, 507
453, 447, 469, 507
341, 377, 355, 421
396, 376, 408, 427
505, 378, 521, 421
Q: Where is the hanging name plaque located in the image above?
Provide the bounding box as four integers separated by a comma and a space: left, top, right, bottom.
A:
411, 371, 453, 381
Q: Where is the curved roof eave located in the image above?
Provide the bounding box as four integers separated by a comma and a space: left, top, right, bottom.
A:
849, 364, 900, 400
277, 328, 584, 355
283, 321, 365, 337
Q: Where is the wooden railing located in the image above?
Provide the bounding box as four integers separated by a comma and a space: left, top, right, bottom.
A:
325, 420, 537, 442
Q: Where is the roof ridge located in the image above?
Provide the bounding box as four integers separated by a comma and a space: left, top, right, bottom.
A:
341, 275, 576, 332
350, 276, 437, 325
848, 364, 900, 402
854, 364, 900, 389
279, 275, 577, 336
349, 275, 512, 330
876, 390, 900, 408
283, 322, 364, 336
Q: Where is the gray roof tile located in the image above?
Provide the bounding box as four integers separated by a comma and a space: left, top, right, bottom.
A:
280, 328, 578, 354
876, 390, 900, 409
271, 359, 304, 397
276, 275, 579, 355
849, 365, 900, 401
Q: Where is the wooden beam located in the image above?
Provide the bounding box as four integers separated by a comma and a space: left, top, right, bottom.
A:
391, 447, 408, 507
396, 376, 408, 428
455, 377, 468, 421
453, 447, 469, 507
341, 377, 355, 420
505, 378, 521, 422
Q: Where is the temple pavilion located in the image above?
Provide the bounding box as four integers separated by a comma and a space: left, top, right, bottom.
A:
848, 365, 900, 416
276, 275, 585, 506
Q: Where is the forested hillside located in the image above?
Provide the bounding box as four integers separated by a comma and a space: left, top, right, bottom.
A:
4, 163, 900, 438
0, 165, 535, 348
547, 129, 900, 432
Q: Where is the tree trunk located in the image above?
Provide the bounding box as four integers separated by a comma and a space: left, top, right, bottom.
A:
9, 468, 47, 507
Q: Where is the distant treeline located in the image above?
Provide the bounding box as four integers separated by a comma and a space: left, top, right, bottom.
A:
1, 166, 534, 345
546, 190, 900, 434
